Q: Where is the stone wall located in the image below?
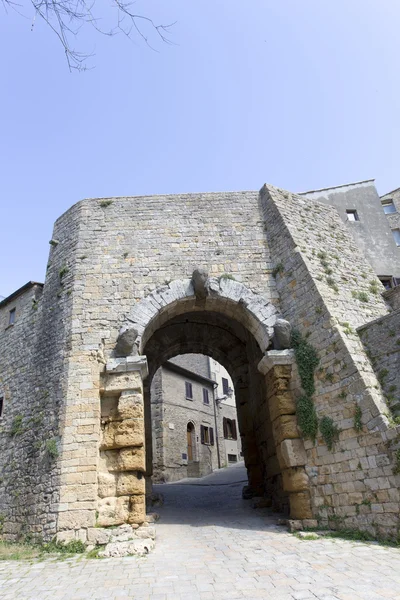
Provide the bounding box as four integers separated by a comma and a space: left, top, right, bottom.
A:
358, 310, 400, 418
0, 196, 84, 541
261, 184, 400, 539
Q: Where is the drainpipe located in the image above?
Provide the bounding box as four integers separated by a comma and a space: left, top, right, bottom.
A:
212, 382, 221, 470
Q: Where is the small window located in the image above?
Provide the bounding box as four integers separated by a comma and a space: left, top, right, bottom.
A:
378, 277, 393, 291
0, 397, 3, 418
8, 309, 16, 326
223, 417, 237, 440
382, 200, 397, 214
202, 388, 209, 405
222, 377, 229, 395
393, 229, 400, 246
346, 210, 359, 221
185, 381, 193, 400
228, 454, 238, 463
200, 425, 214, 445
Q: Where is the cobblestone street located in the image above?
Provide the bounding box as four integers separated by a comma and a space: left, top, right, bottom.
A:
1, 464, 400, 600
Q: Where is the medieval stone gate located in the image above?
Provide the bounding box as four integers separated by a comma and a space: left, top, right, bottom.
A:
0, 184, 399, 544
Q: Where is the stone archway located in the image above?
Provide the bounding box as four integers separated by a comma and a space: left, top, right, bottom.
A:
98, 274, 313, 529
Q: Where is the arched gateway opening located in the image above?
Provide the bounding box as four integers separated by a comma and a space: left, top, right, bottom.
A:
98, 274, 313, 528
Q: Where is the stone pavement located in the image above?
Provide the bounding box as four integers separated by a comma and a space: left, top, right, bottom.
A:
1, 463, 400, 600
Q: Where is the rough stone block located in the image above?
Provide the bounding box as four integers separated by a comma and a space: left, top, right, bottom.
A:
117, 391, 144, 420
116, 472, 145, 496
282, 467, 310, 492
118, 447, 146, 472
97, 496, 130, 527
57, 509, 95, 530
289, 491, 313, 519
100, 418, 144, 450
127, 494, 146, 524
87, 527, 112, 545
98, 472, 117, 499
268, 392, 296, 422
272, 414, 299, 445
103, 371, 142, 394
279, 439, 307, 468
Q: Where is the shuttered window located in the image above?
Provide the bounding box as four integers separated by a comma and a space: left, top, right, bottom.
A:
200, 425, 214, 445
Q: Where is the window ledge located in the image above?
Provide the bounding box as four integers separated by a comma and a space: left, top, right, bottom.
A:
5, 323, 15, 331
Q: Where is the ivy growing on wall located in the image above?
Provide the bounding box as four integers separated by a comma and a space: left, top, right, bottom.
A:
291, 329, 319, 442
320, 416, 341, 451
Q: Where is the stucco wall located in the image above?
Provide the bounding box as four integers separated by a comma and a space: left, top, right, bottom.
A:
302, 181, 400, 279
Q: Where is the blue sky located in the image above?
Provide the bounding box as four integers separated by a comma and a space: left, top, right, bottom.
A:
1, 0, 400, 297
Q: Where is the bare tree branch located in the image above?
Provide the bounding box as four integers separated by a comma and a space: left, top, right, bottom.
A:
2, 0, 174, 70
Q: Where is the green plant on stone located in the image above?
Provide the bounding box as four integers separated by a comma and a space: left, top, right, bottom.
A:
0, 514, 4, 533
46, 438, 59, 459
354, 405, 363, 432
99, 200, 113, 208
296, 395, 318, 442
219, 273, 236, 281
378, 369, 389, 386
10, 415, 24, 436
338, 391, 347, 399
42, 539, 86, 554
326, 277, 339, 293
393, 449, 400, 475
272, 263, 284, 278
59, 265, 69, 280
320, 416, 341, 451
291, 330, 319, 397
339, 321, 354, 335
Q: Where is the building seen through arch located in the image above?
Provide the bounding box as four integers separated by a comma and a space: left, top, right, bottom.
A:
150, 354, 242, 483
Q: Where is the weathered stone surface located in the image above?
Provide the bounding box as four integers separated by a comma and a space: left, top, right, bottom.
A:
98, 472, 117, 499
117, 391, 144, 420
103, 372, 142, 394
272, 415, 299, 445
101, 419, 144, 450
99, 538, 155, 558
289, 491, 313, 519
118, 447, 146, 472
282, 467, 310, 492
115, 326, 139, 357
273, 318, 292, 350
87, 527, 112, 545
97, 496, 130, 527
116, 472, 145, 496
128, 494, 146, 524
268, 392, 297, 422
279, 439, 307, 468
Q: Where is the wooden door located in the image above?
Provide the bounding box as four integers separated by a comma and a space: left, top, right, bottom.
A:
187, 425, 193, 461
